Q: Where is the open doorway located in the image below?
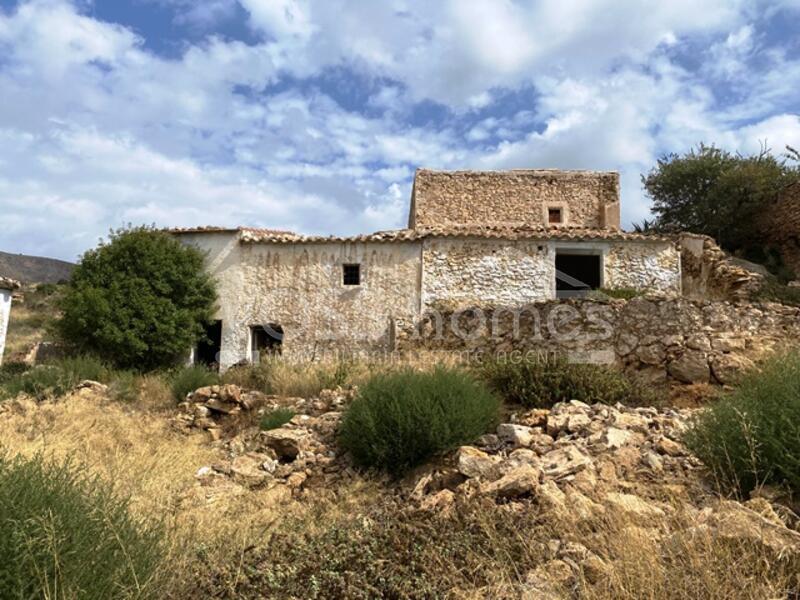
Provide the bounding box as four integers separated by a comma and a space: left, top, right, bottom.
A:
556, 252, 602, 298
251, 324, 283, 360
197, 320, 222, 367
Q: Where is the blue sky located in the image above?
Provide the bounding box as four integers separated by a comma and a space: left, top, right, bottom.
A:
0, 0, 799, 261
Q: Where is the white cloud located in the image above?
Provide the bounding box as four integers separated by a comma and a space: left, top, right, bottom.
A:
0, 0, 798, 260
239, 0, 313, 40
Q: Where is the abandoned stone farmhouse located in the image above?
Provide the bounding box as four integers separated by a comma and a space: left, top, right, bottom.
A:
174, 169, 686, 370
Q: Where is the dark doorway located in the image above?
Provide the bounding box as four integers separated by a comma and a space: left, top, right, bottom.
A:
251, 324, 283, 359
197, 320, 222, 367
556, 253, 601, 298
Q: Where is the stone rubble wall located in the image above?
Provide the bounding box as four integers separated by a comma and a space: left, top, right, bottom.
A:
421, 238, 555, 309
410, 170, 620, 230
421, 237, 681, 310
604, 241, 681, 293
395, 297, 800, 385
679, 233, 765, 301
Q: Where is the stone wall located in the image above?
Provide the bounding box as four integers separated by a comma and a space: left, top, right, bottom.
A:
421, 238, 554, 309
410, 170, 620, 230
679, 234, 765, 301
421, 237, 680, 309
604, 241, 681, 293
395, 297, 800, 385
178, 232, 682, 369
179, 232, 422, 369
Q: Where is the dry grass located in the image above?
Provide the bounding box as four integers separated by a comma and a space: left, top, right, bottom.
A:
4, 286, 58, 359
1, 354, 797, 598
0, 390, 330, 597
194, 489, 799, 599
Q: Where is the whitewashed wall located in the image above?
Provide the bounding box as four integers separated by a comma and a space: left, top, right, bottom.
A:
422, 238, 681, 309
178, 232, 681, 368
422, 238, 554, 309
0, 289, 12, 365
604, 241, 682, 294
179, 232, 422, 368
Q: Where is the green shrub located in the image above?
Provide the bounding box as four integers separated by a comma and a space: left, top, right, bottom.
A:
35, 282, 58, 296
55, 226, 217, 371
683, 352, 800, 496
0, 356, 111, 401
0, 454, 164, 598
259, 407, 295, 431
339, 367, 500, 475
477, 356, 658, 408
0, 362, 29, 386
170, 365, 219, 402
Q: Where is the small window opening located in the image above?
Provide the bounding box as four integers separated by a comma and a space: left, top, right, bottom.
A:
251, 324, 283, 359
548, 208, 563, 224
343, 264, 361, 286
556, 252, 601, 298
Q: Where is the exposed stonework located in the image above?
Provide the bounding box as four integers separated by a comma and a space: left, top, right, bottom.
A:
421, 238, 554, 309
604, 241, 681, 293
0, 277, 20, 366
410, 169, 620, 230
679, 233, 765, 301
395, 297, 800, 384
172, 168, 691, 366
422, 237, 680, 310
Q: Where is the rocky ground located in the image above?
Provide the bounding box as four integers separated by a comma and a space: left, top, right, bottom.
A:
166, 381, 800, 598
3, 380, 799, 598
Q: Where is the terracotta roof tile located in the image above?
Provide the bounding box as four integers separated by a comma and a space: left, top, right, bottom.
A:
237, 224, 671, 244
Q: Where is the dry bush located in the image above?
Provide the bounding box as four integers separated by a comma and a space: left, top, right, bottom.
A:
3, 284, 61, 359
195, 491, 800, 600
0, 391, 288, 596
577, 507, 800, 599
220, 352, 467, 399
136, 373, 176, 412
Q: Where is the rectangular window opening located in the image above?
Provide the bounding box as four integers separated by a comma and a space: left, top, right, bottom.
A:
251, 324, 283, 360
555, 252, 601, 299
548, 208, 563, 224
343, 264, 361, 286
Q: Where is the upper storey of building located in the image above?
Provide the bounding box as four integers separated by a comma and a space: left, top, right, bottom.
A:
408, 169, 621, 231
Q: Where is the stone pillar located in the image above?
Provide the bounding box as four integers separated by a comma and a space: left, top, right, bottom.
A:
0, 278, 21, 366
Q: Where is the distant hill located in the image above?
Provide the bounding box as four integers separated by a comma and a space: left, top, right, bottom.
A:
0, 250, 75, 284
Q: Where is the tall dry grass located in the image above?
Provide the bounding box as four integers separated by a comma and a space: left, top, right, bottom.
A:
194, 491, 800, 599
0, 390, 327, 596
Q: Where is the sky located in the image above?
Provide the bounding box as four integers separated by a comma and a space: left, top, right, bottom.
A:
0, 0, 799, 261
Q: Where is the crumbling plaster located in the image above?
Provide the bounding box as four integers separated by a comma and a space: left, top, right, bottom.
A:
422, 238, 681, 310
180, 232, 422, 369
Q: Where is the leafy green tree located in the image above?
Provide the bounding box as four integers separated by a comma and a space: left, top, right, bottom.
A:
56, 226, 216, 370
641, 144, 799, 260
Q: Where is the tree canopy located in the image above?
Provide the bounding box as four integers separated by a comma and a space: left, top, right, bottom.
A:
641, 144, 799, 264
56, 227, 217, 370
